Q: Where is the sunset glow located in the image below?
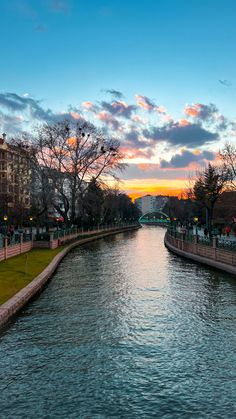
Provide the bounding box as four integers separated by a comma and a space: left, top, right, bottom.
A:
0, 0, 234, 200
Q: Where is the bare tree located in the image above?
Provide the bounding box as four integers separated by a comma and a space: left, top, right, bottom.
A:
188, 163, 230, 235
220, 142, 236, 190
34, 120, 124, 224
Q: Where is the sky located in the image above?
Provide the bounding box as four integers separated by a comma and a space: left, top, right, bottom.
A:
0, 0, 236, 198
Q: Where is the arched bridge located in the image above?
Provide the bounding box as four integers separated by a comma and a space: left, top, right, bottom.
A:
139, 211, 171, 226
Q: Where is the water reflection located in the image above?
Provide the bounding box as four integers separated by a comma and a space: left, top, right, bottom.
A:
0, 227, 235, 418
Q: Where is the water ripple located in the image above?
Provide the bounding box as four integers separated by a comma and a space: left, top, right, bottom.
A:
0, 227, 236, 418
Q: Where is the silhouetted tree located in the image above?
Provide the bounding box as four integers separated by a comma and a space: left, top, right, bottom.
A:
34, 120, 124, 225
189, 163, 230, 235
220, 142, 236, 190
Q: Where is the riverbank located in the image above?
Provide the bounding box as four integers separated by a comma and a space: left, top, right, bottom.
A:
165, 230, 236, 275
0, 225, 139, 329
0, 247, 64, 305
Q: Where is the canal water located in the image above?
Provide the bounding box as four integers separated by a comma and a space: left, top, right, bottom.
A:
0, 227, 236, 418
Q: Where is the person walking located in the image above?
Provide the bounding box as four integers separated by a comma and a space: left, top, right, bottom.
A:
225, 226, 231, 237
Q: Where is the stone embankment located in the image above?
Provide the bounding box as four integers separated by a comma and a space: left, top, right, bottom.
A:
0, 225, 140, 329
165, 230, 236, 275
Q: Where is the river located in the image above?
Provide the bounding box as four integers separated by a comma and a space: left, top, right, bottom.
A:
0, 227, 236, 418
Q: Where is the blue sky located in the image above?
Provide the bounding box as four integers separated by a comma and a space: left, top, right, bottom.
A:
0, 0, 236, 196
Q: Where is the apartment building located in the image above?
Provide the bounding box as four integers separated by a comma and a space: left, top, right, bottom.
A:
135, 194, 168, 215
0, 133, 31, 215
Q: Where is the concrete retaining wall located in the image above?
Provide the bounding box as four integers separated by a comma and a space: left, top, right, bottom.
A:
164, 232, 236, 276
0, 225, 140, 329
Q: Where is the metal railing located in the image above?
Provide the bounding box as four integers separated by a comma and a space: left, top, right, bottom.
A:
167, 227, 236, 251
217, 238, 236, 251
34, 223, 139, 243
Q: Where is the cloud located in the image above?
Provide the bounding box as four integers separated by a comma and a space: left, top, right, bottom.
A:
70, 111, 84, 120
0, 92, 87, 135
120, 147, 154, 160
96, 112, 121, 130
122, 163, 189, 180
124, 129, 152, 149
100, 100, 136, 119
143, 122, 218, 147
103, 89, 124, 99
135, 95, 167, 116
0, 111, 24, 134
0, 92, 57, 122
81, 101, 98, 113
156, 105, 166, 114
132, 114, 146, 124
219, 79, 232, 87
178, 119, 190, 126
184, 103, 218, 121
135, 94, 156, 111
82, 101, 94, 109
160, 149, 215, 168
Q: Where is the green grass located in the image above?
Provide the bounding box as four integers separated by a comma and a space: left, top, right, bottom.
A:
0, 248, 64, 305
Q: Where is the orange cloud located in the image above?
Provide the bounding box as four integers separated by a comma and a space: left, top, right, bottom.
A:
120, 147, 152, 160
112, 100, 129, 109
71, 111, 83, 120
184, 104, 202, 117
179, 119, 190, 126
135, 94, 154, 111
82, 101, 94, 109
137, 163, 154, 171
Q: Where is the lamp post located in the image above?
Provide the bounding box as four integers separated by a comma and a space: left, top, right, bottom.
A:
194, 217, 198, 236
29, 216, 33, 238
3, 215, 8, 234
3, 215, 8, 241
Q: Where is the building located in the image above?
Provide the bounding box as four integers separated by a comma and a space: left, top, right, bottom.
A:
0, 133, 31, 218
135, 194, 168, 215
155, 195, 169, 211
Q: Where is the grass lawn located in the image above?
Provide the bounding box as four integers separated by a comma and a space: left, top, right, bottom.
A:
0, 248, 64, 305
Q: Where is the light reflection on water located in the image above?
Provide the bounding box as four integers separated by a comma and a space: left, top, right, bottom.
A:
0, 227, 236, 418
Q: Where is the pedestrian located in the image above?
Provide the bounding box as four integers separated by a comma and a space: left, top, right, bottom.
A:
204, 227, 208, 237
9, 225, 14, 239
225, 226, 231, 237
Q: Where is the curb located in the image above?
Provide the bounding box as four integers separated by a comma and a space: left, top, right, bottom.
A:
0, 226, 139, 330
164, 234, 236, 276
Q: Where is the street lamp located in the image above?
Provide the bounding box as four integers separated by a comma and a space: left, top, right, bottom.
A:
29, 216, 33, 237
3, 215, 8, 236
194, 217, 198, 235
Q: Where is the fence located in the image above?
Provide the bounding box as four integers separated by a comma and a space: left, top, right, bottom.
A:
166, 229, 236, 267
0, 224, 139, 261
33, 223, 139, 249
0, 234, 33, 262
